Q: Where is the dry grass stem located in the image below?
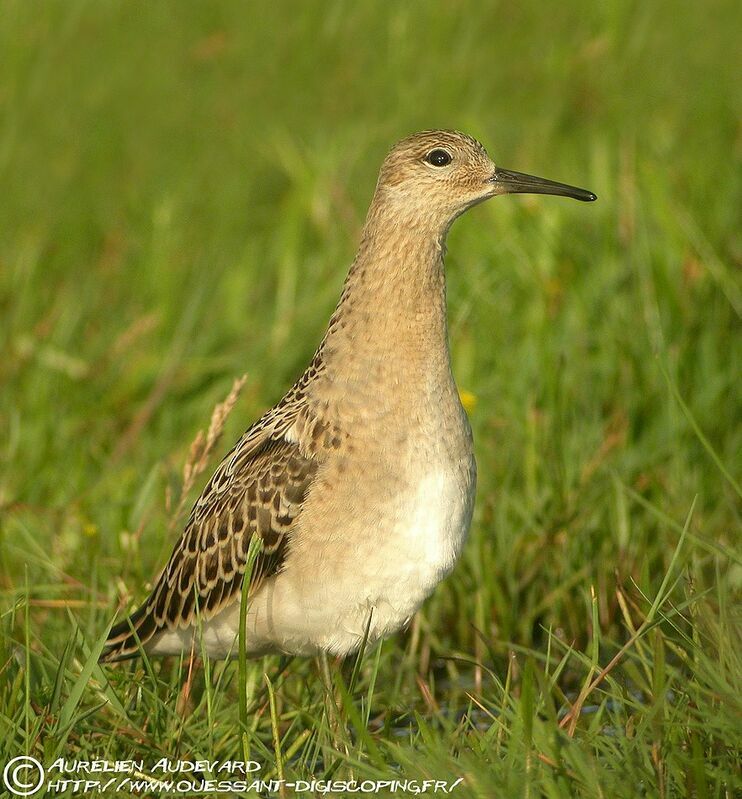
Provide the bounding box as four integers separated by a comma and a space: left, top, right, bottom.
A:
170, 374, 248, 529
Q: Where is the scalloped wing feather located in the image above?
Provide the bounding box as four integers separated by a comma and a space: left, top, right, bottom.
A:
100, 406, 319, 662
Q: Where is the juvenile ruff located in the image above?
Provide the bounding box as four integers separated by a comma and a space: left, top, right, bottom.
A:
101, 130, 595, 662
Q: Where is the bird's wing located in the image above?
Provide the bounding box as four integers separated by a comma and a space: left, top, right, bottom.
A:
100, 403, 319, 662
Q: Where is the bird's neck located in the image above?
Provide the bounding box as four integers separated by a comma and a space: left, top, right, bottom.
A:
350, 206, 448, 317
318, 203, 453, 385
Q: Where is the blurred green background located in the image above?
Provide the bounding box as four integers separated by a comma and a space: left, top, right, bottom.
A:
1, 1, 739, 796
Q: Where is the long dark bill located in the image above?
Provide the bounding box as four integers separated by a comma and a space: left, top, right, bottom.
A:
490, 167, 596, 202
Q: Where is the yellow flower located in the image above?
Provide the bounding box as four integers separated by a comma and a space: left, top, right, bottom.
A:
83, 522, 99, 538
459, 388, 477, 413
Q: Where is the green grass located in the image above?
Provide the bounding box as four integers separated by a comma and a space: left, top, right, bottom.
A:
1, 1, 740, 796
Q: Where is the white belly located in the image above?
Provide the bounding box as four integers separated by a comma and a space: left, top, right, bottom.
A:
383, 468, 474, 611
227, 457, 477, 657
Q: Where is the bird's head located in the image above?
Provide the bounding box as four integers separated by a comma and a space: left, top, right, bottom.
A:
373, 129, 595, 231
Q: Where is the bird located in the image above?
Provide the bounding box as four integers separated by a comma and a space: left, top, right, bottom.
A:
100, 130, 595, 663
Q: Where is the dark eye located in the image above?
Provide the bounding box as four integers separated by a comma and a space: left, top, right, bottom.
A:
425, 149, 452, 167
